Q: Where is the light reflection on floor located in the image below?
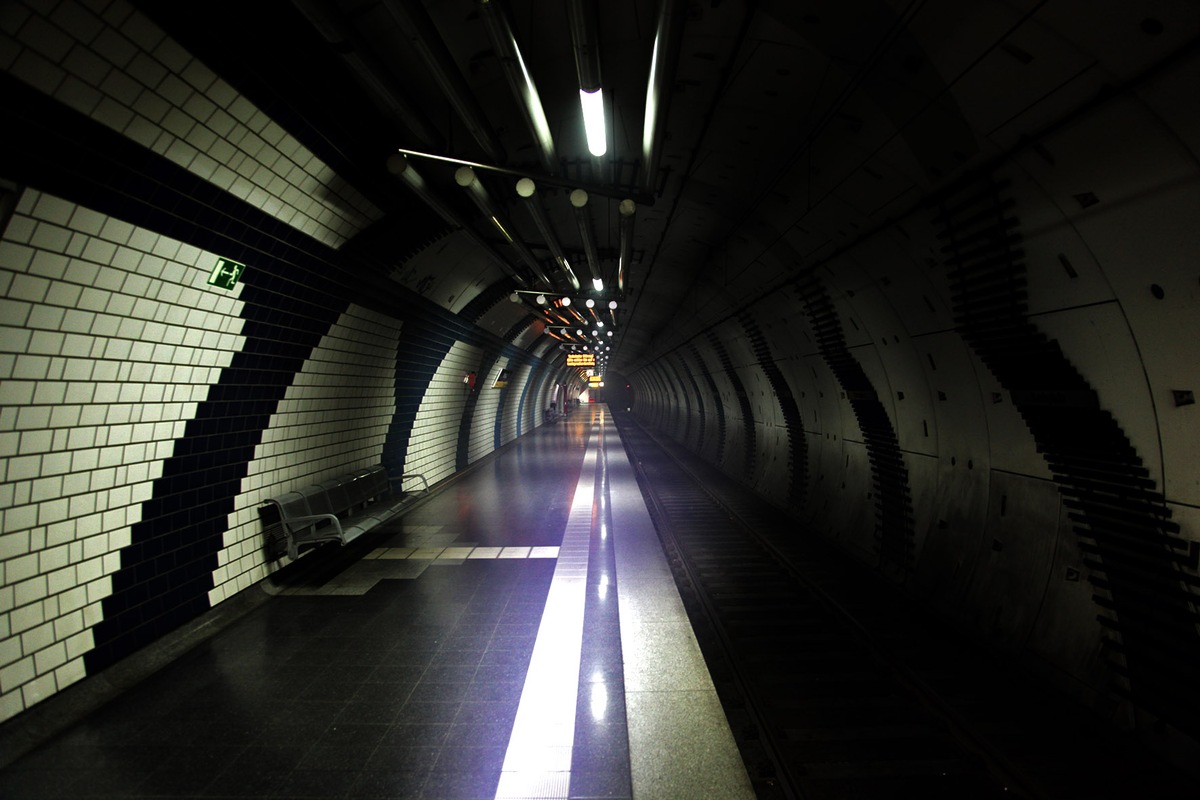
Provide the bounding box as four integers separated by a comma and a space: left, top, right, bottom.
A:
494, 426, 599, 799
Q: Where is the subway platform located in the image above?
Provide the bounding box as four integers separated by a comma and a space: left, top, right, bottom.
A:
0, 405, 754, 800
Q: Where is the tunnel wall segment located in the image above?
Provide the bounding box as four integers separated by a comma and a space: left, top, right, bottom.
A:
0, 184, 562, 727
628, 32, 1200, 751
0, 1, 564, 724
632, 164, 1200, 756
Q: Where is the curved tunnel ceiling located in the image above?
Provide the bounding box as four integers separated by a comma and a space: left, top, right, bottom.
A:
138, 0, 1200, 376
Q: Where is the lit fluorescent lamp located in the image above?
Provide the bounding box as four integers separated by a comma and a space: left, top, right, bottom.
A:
489, 215, 514, 243
580, 88, 607, 157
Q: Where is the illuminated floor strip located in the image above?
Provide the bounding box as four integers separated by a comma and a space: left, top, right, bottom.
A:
494, 431, 599, 800
364, 546, 561, 560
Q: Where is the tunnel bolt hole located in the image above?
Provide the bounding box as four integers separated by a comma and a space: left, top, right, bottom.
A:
1150, 283, 1165, 299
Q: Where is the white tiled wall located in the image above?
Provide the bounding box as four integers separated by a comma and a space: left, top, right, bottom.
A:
214, 305, 404, 603
404, 342, 480, 487
0, 0, 381, 249
0, 188, 246, 723
498, 361, 529, 445
525, 367, 552, 429
466, 361, 505, 465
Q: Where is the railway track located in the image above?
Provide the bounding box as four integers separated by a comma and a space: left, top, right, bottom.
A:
614, 415, 1031, 800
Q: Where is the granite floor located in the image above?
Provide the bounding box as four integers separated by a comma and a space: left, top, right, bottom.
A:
0, 406, 752, 799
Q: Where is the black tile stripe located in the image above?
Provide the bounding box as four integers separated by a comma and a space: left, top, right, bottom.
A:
501, 317, 537, 345
934, 173, 1200, 737
739, 313, 808, 511
0, 72, 554, 670
663, 357, 688, 440
0, 76, 363, 670
644, 368, 668, 429
791, 276, 915, 574
382, 326, 456, 493
459, 277, 519, 324
687, 342, 726, 465
656, 368, 676, 432
665, 351, 705, 451
519, 343, 556, 429
488, 317, 538, 448
457, 344, 505, 470
516, 360, 545, 434
663, 354, 693, 443
706, 330, 757, 476
371, 295, 554, 492
493, 358, 518, 448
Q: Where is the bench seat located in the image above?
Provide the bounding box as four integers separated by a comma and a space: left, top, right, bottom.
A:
265, 466, 428, 560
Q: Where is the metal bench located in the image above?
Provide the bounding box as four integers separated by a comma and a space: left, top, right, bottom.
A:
264, 466, 429, 560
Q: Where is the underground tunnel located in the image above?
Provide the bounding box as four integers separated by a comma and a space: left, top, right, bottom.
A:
0, 0, 1198, 797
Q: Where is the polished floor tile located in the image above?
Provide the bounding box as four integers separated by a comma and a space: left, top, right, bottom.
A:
0, 559, 554, 799
0, 409, 752, 800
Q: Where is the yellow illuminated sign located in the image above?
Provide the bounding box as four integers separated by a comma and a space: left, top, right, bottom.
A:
588, 375, 603, 385
567, 353, 595, 367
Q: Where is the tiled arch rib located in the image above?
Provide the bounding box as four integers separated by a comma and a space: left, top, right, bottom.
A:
934, 173, 1200, 738
0, 66, 554, 699
0, 76, 366, 672
688, 342, 727, 465
665, 351, 705, 452
740, 313, 808, 511
792, 274, 916, 573
706, 329, 757, 478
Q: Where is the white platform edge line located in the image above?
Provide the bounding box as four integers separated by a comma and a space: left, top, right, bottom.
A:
495, 422, 601, 799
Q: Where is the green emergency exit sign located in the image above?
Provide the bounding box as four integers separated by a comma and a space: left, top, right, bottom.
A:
208, 257, 245, 290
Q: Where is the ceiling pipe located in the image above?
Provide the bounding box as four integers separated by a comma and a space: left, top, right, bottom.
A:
568, 306, 590, 328
479, 0, 558, 174
380, 0, 507, 165
290, 0, 442, 148
516, 179, 581, 291
569, 189, 603, 287
386, 155, 528, 287
639, 0, 686, 195
455, 166, 554, 287
566, 0, 606, 157
566, 0, 602, 92
395, 147, 654, 205
618, 198, 636, 293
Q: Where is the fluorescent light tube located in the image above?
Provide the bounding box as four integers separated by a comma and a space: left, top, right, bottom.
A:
580, 88, 606, 157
